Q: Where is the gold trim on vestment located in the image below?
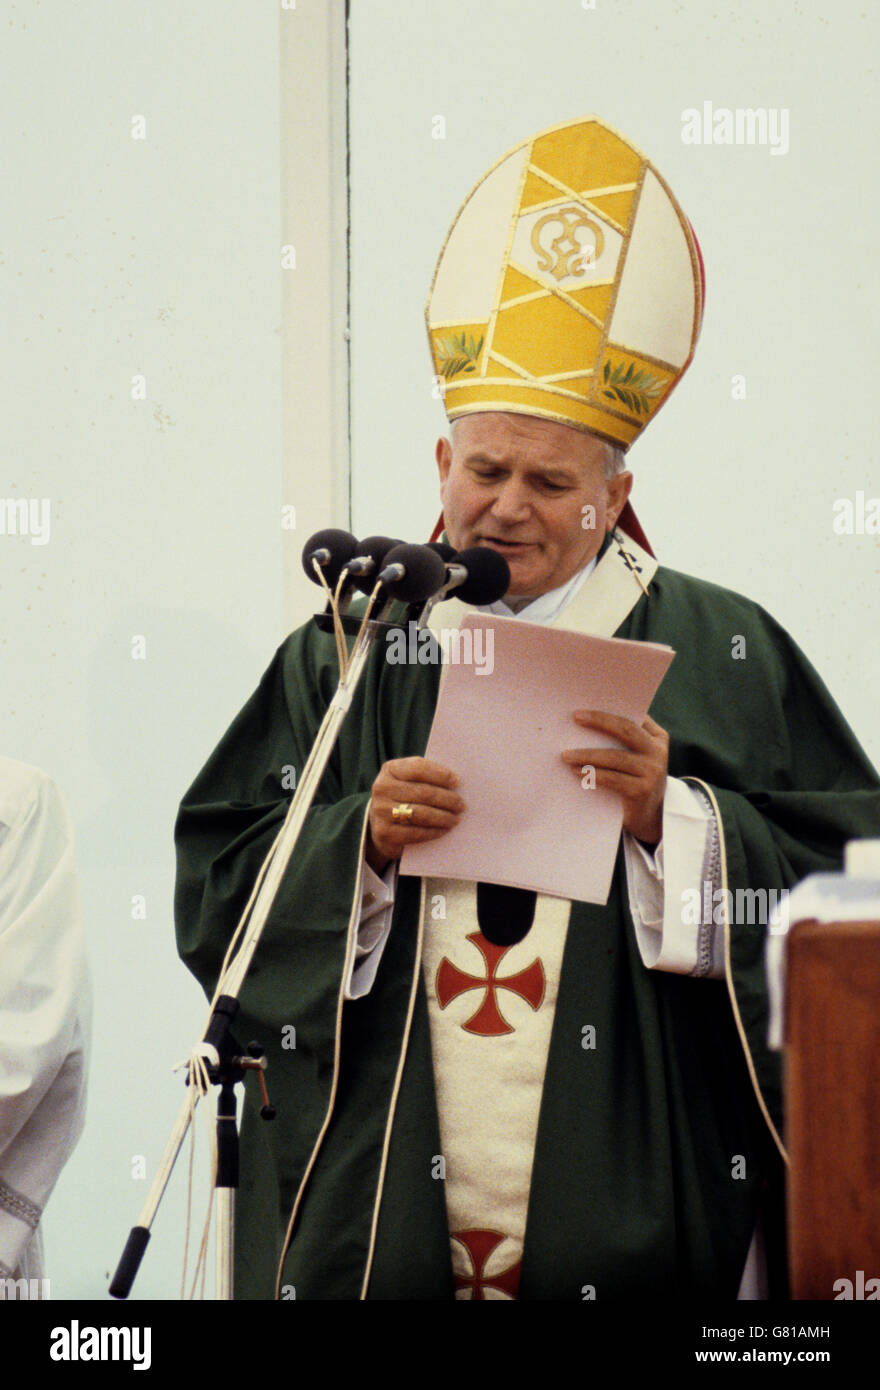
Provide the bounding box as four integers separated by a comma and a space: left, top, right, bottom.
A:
360, 880, 428, 1299
274, 801, 373, 1298
686, 776, 788, 1166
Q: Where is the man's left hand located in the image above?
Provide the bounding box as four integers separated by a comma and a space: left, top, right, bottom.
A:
562, 711, 669, 847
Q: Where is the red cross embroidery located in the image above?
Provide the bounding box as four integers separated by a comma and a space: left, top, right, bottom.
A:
436, 932, 545, 1036
452, 1229, 522, 1300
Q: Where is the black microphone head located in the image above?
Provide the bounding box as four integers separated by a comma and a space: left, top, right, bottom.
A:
351, 535, 403, 593
301, 529, 358, 587
378, 543, 446, 603
426, 540, 458, 563
455, 546, 511, 605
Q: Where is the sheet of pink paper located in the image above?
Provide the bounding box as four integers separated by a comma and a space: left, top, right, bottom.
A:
400, 613, 675, 904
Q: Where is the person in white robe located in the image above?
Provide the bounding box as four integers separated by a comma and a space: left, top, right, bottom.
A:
0, 758, 90, 1295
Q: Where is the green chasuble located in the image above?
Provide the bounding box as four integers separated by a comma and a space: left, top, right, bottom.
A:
174, 560, 880, 1300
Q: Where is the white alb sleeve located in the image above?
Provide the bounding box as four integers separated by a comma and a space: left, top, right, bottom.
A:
344, 858, 399, 1000
622, 776, 723, 978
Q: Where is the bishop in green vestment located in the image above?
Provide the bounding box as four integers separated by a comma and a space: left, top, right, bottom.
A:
173, 117, 880, 1299
174, 420, 879, 1299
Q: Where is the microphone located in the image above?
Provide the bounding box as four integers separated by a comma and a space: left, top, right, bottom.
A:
376, 543, 447, 602
347, 535, 404, 593
426, 540, 458, 564
443, 546, 510, 605
301, 529, 358, 588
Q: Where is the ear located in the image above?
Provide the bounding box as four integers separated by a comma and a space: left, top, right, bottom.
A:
605, 471, 634, 531
436, 435, 453, 486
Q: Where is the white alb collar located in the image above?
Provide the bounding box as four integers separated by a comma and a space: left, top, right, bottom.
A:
477, 553, 599, 625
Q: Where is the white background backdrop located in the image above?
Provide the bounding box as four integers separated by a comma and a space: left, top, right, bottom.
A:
1, 0, 878, 1300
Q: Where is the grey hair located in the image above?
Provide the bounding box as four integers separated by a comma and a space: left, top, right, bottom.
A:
600, 441, 627, 479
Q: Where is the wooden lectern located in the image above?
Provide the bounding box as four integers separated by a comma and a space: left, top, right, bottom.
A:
786, 918, 880, 1299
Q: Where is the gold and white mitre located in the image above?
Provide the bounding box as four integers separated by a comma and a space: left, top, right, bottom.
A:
427, 116, 705, 450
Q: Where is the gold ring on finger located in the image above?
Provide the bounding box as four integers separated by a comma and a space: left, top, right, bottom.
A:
392, 802, 415, 824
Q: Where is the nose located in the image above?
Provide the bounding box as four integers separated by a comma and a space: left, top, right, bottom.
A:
490, 477, 531, 526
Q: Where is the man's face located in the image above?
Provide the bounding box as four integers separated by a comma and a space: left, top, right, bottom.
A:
436, 412, 633, 598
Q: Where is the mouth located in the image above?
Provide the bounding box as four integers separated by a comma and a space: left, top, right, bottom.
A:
477, 537, 536, 555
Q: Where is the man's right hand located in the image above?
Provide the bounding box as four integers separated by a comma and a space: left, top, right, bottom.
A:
366, 757, 464, 874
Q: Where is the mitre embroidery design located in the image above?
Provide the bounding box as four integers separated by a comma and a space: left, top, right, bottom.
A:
530, 205, 605, 280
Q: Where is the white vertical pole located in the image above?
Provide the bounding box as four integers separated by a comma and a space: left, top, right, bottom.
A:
280, 0, 350, 631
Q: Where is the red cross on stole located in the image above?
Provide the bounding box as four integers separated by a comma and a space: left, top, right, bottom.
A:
436, 931, 546, 1036
451, 1229, 523, 1300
